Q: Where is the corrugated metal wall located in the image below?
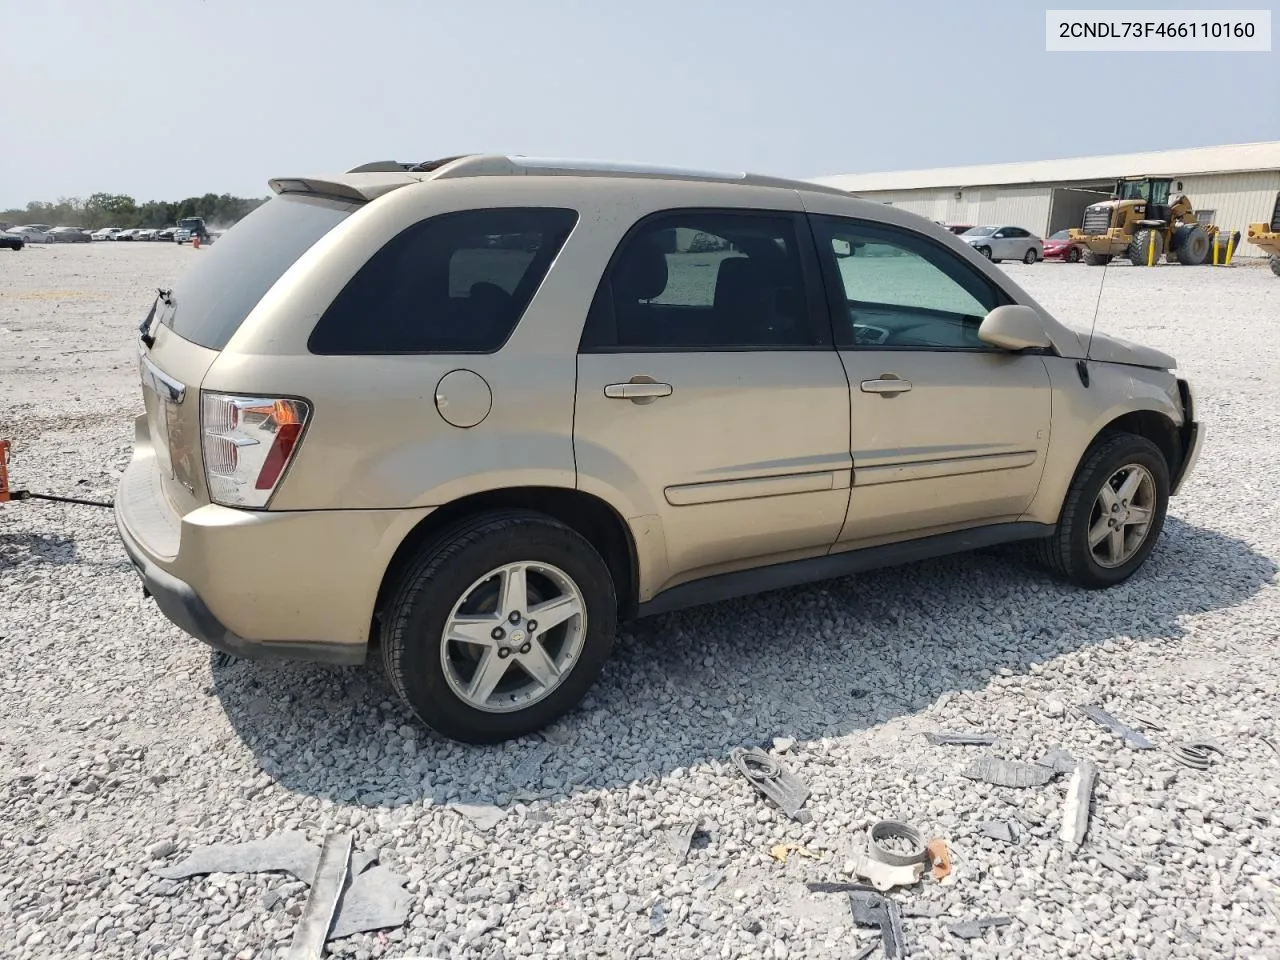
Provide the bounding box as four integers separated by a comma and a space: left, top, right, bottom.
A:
854, 171, 1280, 256
1178, 171, 1280, 257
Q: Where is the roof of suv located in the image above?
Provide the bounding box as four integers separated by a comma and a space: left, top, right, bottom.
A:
267, 153, 855, 203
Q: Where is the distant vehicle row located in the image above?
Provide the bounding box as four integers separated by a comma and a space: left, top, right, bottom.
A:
0, 218, 213, 245
938, 223, 1088, 263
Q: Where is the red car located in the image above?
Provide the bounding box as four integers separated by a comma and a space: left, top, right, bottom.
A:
1042, 229, 1086, 262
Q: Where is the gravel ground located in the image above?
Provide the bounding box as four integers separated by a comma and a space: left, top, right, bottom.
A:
2, 242, 1279, 960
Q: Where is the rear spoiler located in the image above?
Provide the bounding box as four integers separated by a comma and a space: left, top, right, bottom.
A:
267, 171, 422, 203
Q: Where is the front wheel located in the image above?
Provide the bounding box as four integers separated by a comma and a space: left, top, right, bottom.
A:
977, 246, 992, 259
381, 511, 617, 743
1035, 432, 1169, 588
1067, 246, 1081, 263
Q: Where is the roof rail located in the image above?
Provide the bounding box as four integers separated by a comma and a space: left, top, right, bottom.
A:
341, 154, 850, 195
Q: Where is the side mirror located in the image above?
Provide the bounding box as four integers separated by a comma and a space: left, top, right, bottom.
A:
978, 305, 1053, 351
832, 239, 853, 257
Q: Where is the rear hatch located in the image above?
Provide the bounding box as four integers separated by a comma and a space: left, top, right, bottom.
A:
137, 193, 361, 515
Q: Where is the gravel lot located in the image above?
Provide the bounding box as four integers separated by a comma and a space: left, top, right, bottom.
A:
2, 242, 1279, 960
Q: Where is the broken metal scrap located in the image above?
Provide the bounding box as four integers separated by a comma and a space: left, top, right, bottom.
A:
665, 822, 699, 862
883, 900, 906, 959
924, 731, 996, 747
1076, 704, 1157, 750
961, 756, 1054, 788
730, 746, 811, 822
950, 916, 1013, 940
1169, 741, 1226, 770
977, 820, 1021, 844
286, 833, 352, 960
1061, 759, 1099, 854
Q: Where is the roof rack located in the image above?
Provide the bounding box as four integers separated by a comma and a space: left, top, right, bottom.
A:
342, 154, 850, 195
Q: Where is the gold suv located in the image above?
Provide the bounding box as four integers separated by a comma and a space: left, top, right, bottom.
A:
116, 155, 1202, 743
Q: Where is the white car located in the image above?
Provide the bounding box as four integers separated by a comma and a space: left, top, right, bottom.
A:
136, 229, 158, 241
92, 227, 122, 241
115, 229, 141, 241
10, 226, 52, 243
960, 225, 1044, 264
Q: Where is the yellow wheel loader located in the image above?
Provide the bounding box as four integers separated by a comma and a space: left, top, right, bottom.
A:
1068, 176, 1238, 267
1246, 191, 1280, 278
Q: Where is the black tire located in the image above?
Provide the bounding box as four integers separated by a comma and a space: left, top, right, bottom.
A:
1172, 224, 1210, 266
1270, 255, 1280, 278
1066, 246, 1081, 263
977, 245, 992, 260
1083, 250, 1112, 266
381, 511, 617, 744
1023, 247, 1038, 264
1127, 229, 1164, 266
1035, 432, 1169, 589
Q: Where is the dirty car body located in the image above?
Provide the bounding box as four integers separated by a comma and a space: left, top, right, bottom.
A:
115, 154, 1202, 743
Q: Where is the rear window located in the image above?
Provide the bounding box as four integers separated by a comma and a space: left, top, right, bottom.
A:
165, 195, 357, 350
307, 207, 578, 354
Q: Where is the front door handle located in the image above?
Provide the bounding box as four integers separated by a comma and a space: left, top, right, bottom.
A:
860, 375, 912, 396
604, 379, 673, 403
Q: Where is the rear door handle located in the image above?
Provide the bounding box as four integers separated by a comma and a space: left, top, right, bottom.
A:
860, 376, 912, 396
604, 380, 673, 403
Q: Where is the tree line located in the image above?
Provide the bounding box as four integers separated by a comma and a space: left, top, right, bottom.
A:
0, 192, 268, 230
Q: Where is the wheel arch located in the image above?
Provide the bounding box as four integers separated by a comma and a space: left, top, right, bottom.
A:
372, 486, 640, 643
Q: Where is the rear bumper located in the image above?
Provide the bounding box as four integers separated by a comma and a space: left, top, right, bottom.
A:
114, 434, 433, 664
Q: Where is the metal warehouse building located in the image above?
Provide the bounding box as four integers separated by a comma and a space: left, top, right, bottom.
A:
811, 141, 1280, 258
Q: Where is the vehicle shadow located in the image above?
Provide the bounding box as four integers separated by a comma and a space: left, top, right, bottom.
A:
211, 516, 1276, 809
0, 532, 78, 567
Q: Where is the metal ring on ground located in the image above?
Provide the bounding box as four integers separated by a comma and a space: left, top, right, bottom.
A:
867, 821, 928, 867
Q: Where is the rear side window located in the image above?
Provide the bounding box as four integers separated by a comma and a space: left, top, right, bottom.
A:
167, 194, 357, 350
308, 207, 578, 354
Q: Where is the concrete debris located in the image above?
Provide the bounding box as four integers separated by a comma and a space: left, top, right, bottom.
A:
1061, 759, 1099, 854
285, 833, 351, 960
448, 803, 507, 831
977, 820, 1021, 844
1095, 851, 1148, 881
950, 916, 1013, 940
1076, 704, 1157, 750
730, 746, 812, 822
851, 942, 878, 960
772, 737, 796, 753
961, 757, 1054, 788
924, 731, 996, 746
698, 869, 725, 891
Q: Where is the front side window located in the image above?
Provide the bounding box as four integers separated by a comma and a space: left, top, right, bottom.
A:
581, 210, 820, 351
309, 207, 578, 354
812, 216, 1006, 351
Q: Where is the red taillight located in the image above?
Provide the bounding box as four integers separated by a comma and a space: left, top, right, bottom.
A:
255, 421, 303, 490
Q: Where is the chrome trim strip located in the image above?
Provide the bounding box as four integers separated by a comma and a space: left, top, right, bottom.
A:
139, 348, 186, 404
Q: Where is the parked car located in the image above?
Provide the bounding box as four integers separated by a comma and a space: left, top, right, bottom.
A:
960, 225, 1043, 263
116, 154, 1201, 744
92, 227, 123, 241
48, 226, 92, 243
136, 228, 158, 241
115, 228, 140, 241
155, 226, 177, 241
0, 230, 24, 251
944, 223, 975, 235
9, 226, 52, 243
1042, 229, 1087, 263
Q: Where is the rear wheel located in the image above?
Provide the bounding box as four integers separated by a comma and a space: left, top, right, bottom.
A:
1066, 246, 1081, 263
1128, 229, 1164, 267
1083, 250, 1112, 266
1035, 432, 1169, 588
1023, 247, 1038, 264
1270, 255, 1280, 277
381, 511, 617, 743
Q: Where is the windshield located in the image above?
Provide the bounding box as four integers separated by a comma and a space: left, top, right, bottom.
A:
179, 218, 202, 229
962, 226, 997, 237
166, 194, 357, 350
1050, 230, 1070, 240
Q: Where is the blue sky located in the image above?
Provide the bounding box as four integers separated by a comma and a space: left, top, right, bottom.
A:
0, 0, 1275, 206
